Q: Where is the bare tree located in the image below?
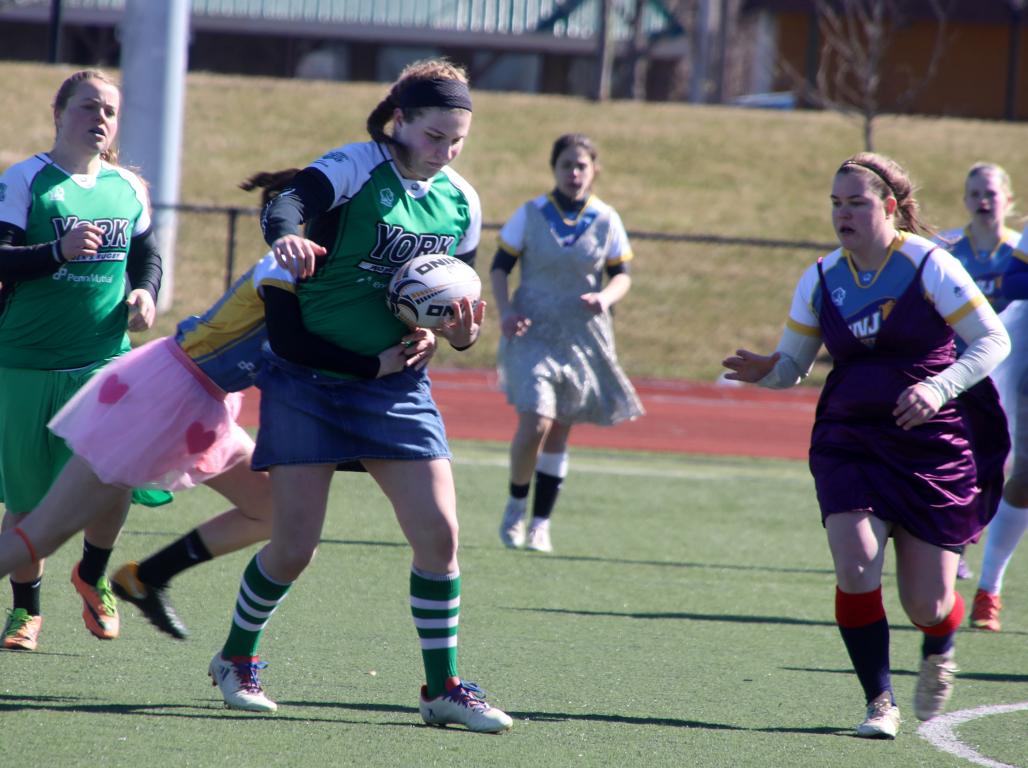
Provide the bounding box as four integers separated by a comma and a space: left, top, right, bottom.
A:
784, 0, 952, 151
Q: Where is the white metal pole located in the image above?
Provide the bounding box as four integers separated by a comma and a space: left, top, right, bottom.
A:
118, 0, 190, 312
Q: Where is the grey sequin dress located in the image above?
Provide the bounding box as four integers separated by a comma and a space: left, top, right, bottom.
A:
497, 198, 644, 425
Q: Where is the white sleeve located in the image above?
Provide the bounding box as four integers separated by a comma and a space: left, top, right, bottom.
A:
455, 182, 481, 256
758, 266, 824, 388
920, 304, 1010, 403
497, 204, 528, 253
920, 248, 988, 323
758, 326, 823, 389
606, 209, 632, 264
252, 251, 297, 295
308, 145, 366, 207
116, 167, 152, 235
0, 163, 33, 229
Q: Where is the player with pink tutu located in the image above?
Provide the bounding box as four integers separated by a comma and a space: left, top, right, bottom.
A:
0, 171, 436, 640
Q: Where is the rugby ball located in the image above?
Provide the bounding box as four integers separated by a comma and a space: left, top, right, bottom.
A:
386, 254, 481, 328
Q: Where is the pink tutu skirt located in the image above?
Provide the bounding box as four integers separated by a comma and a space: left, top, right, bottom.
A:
49, 337, 254, 491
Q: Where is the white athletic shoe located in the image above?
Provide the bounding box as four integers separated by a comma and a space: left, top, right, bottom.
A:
208, 653, 278, 712
525, 519, 553, 553
914, 652, 957, 721
855, 691, 900, 739
499, 499, 526, 549
419, 677, 513, 733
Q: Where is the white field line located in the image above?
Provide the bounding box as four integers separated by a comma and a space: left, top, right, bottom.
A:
918, 702, 1028, 768
452, 452, 808, 483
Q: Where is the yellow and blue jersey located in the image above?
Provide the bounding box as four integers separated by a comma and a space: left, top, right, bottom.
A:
173, 252, 294, 392
786, 232, 986, 347
497, 193, 632, 266
937, 226, 1021, 314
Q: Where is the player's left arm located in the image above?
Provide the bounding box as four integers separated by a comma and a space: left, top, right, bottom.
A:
582, 210, 632, 314
125, 228, 162, 331
898, 252, 1010, 427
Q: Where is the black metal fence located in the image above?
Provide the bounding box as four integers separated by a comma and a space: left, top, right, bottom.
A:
154, 202, 836, 291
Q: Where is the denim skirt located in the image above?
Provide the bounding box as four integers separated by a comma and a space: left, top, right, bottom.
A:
251, 351, 450, 470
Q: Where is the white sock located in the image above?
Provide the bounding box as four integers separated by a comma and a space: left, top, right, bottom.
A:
978, 499, 1028, 594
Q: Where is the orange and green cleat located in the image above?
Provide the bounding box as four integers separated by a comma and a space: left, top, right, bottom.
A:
71, 562, 120, 640
2, 608, 42, 651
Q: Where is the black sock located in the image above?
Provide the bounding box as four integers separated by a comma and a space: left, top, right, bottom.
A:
137, 529, 213, 588
10, 578, 41, 615
509, 482, 530, 500
531, 471, 564, 521
78, 540, 113, 586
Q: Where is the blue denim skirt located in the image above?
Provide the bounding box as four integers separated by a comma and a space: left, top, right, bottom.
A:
251, 351, 450, 470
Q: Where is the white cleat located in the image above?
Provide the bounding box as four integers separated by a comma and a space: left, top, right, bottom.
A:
420, 677, 513, 733
914, 652, 957, 721
499, 499, 527, 548
525, 519, 553, 553
208, 653, 278, 712
856, 691, 900, 739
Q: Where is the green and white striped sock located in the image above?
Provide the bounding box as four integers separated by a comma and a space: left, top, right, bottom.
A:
221, 553, 292, 659
410, 567, 460, 698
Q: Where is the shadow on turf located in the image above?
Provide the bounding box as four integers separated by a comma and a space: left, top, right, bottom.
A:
494, 550, 836, 576
0, 693, 869, 737
123, 530, 837, 576
784, 666, 1028, 684
518, 607, 1019, 638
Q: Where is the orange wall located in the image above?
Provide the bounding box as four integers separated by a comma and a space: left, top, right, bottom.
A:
772, 12, 1028, 120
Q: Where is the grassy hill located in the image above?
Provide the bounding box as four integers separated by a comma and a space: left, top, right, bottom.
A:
4, 61, 1027, 380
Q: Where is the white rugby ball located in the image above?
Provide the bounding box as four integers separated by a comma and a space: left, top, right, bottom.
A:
386, 254, 481, 328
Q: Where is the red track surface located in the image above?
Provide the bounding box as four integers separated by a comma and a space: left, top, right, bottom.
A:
237, 368, 820, 460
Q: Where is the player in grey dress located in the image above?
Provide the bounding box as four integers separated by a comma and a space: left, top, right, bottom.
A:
491, 134, 643, 553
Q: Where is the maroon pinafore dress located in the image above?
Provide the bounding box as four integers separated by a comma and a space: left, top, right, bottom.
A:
808, 254, 1006, 548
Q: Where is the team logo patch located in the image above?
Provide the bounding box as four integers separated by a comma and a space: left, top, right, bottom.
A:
379, 188, 396, 209
324, 151, 349, 163
831, 287, 846, 307
49, 186, 65, 202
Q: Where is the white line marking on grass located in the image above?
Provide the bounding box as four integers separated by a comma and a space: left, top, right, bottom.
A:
452, 454, 808, 483
917, 702, 1028, 767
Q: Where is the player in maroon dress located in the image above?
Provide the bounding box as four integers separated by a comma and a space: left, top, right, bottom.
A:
723, 153, 1010, 739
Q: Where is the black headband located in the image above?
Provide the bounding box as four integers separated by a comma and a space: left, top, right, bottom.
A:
396, 78, 472, 112
839, 160, 899, 199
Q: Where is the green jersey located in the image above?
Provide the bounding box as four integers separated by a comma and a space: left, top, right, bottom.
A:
297, 141, 481, 359
0, 154, 150, 369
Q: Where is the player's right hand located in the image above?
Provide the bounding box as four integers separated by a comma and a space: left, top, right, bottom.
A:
60, 221, 104, 261
272, 234, 326, 279
721, 349, 780, 383
500, 310, 531, 338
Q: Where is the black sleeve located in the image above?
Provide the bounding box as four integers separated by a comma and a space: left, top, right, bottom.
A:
605, 261, 628, 279
0, 221, 65, 282
125, 228, 163, 303
260, 167, 336, 245
263, 285, 380, 379
489, 249, 518, 274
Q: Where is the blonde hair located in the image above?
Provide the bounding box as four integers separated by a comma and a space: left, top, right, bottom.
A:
53, 69, 122, 165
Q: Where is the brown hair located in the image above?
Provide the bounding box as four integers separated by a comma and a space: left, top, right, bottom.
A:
836, 152, 932, 236
365, 59, 470, 163
239, 168, 301, 207
53, 69, 121, 165
549, 133, 601, 172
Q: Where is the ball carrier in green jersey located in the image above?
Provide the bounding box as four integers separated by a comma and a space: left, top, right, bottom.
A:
209, 59, 513, 733
0, 70, 164, 651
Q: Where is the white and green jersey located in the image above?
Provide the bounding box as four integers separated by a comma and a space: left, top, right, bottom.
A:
299, 141, 480, 356
0, 153, 150, 369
